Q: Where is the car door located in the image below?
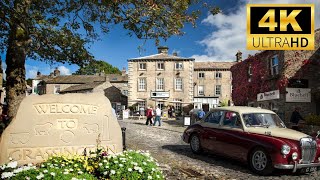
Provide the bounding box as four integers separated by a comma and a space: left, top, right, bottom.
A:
201, 110, 224, 152
216, 111, 248, 161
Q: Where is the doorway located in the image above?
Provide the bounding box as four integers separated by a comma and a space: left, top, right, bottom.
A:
156, 101, 165, 110
202, 103, 209, 112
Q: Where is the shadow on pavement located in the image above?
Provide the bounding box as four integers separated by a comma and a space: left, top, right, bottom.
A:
161, 144, 303, 177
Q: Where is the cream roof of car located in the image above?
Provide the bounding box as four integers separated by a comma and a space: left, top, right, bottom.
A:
213, 106, 276, 114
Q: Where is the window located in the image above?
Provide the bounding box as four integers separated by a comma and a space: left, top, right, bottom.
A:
270, 55, 279, 76
173, 98, 182, 111
123, 83, 128, 87
198, 85, 204, 96
139, 63, 146, 70
175, 62, 183, 70
156, 78, 164, 91
215, 72, 222, 79
54, 85, 60, 94
215, 85, 221, 96
205, 111, 223, 124
198, 72, 205, 78
222, 111, 242, 128
157, 62, 164, 70
138, 101, 146, 112
138, 78, 146, 91
122, 90, 128, 96
175, 78, 183, 90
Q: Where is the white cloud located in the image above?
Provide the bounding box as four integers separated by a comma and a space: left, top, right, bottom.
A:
57, 66, 71, 75
2, 62, 6, 79
192, 0, 320, 62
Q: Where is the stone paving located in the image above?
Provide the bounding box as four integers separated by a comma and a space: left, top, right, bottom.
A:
119, 118, 320, 180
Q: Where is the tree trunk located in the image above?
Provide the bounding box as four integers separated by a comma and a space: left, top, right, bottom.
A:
5, 25, 27, 121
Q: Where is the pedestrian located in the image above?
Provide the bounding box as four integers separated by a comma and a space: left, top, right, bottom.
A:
168, 106, 173, 118
197, 108, 205, 121
145, 106, 153, 126
153, 105, 162, 126
290, 107, 304, 131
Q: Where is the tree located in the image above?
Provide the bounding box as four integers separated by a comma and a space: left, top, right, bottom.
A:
0, 0, 219, 121
74, 60, 121, 75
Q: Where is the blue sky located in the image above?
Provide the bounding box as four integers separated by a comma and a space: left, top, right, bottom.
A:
1, 0, 319, 79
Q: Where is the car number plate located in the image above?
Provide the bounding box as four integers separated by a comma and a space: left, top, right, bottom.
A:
302, 167, 318, 173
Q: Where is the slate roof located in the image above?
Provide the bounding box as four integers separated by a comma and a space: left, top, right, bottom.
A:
106, 74, 128, 82
59, 82, 104, 93
128, 53, 194, 61
194, 62, 236, 70
44, 75, 106, 84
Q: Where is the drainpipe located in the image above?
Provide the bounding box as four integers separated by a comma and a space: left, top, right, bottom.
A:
121, 127, 127, 150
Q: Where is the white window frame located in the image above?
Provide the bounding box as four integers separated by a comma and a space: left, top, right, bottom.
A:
174, 98, 182, 111
157, 62, 164, 70
215, 72, 222, 79
139, 63, 146, 70
270, 55, 279, 76
138, 78, 146, 91
175, 62, 183, 70
54, 85, 60, 94
198, 72, 205, 79
198, 85, 204, 96
215, 85, 221, 96
156, 78, 164, 91
175, 78, 183, 91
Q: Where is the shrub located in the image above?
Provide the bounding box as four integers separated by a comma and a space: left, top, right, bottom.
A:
0, 148, 164, 180
305, 114, 320, 126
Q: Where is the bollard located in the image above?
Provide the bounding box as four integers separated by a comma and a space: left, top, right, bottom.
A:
121, 127, 126, 150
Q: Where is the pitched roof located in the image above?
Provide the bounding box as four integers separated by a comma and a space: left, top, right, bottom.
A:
128, 53, 194, 61
59, 82, 104, 93
105, 74, 128, 82
194, 62, 236, 70
44, 75, 106, 84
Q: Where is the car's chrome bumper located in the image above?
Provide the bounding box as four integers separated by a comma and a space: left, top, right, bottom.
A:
274, 162, 320, 172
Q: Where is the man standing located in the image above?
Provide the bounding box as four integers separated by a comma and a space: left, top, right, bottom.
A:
153, 105, 162, 126
145, 106, 153, 126
197, 108, 205, 121
290, 107, 304, 131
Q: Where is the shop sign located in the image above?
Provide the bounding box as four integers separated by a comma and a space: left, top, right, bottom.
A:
286, 88, 311, 102
257, 90, 280, 101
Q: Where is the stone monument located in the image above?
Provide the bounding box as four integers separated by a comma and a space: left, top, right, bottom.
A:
0, 93, 123, 165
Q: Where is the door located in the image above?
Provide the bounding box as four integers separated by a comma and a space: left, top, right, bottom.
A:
201, 110, 224, 152
202, 103, 209, 112
156, 101, 165, 110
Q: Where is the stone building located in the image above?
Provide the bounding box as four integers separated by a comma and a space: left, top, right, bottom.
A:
193, 62, 235, 111
231, 29, 320, 122
127, 47, 194, 112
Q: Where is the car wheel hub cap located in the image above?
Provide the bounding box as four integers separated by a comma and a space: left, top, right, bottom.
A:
191, 136, 199, 151
252, 150, 267, 171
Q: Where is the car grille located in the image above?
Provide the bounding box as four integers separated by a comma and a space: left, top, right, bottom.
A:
300, 137, 317, 164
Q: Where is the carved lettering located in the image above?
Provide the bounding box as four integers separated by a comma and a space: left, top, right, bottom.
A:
33, 104, 98, 115
57, 119, 78, 129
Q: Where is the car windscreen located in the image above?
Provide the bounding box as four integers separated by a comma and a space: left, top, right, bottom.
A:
242, 113, 286, 128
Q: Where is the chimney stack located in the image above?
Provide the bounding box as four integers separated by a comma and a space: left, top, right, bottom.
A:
37, 71, 41, 77
157, 46, 169, 54
53, 67, 60, 76
172, 52, 178, 56
121, 67, 126, 76
236, 51, 242, 62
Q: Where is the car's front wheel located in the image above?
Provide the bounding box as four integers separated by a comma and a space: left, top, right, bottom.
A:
190, 134, 202, 154
249, 147, 274, 175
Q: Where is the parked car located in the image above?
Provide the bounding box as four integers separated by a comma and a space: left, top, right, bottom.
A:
182, 106, 320, 175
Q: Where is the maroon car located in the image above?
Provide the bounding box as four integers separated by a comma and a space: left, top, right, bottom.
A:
182, 106, 320, 175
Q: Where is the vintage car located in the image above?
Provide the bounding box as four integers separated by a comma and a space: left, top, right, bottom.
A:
182, 106, 320, 175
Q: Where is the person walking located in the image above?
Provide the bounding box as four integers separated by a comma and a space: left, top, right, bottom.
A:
290, 107, 304, 131
145, 106, 153, 126
197, 108, 205, 121
153, 105, 162, 126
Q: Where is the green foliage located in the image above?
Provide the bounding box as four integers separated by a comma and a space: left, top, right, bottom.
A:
74, 60, 121, 75
305, 114, 320, 126
0, 148, 164, 180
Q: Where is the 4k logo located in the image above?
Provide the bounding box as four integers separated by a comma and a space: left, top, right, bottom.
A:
247, 4, 314, 50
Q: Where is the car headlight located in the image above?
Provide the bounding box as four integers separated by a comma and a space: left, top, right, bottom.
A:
281, 145, 291, 155
292, 152, 298, 160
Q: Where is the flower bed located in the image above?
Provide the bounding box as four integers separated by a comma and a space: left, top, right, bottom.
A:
0, 148, 164, 180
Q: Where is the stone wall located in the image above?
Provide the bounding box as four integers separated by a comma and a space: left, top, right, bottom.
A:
46, 84, 79, 94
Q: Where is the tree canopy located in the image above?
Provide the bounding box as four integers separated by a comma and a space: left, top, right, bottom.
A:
74, 60, 121, 75
0, 0, 219, 120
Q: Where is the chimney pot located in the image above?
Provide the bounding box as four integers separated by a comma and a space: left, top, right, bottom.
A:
157, 46, 169, 54
173, 52, 178, 56
53, 67, 60, 76
236, 51, 242, 62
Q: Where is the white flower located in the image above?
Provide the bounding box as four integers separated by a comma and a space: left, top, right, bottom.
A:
152, 168, 155, 171
105, 165, 109, 169
43, 170, 48, 173
25, 177, 30, 180
103, 159, 108, 163
36, 173, 44, 179
71, 178, 78, 180
156, 163, 159, 166
103, 171, 108, 175
27, 163, 33, 167
7, 161, 18, 168
119, 164, 123, 167
148, 175, 152, 179
156, 175, 160, 178
139, 168, 143, 173
99, 163, 103, 166
134, 166, 139, 170
63, 171, 69, 174
114, 161, 118, 164
9, 157, 13, 161
1, 172, 14, 179
0, 165, 5, 170
78, 171, 83, 174
143, 162, 147, 165
50, 172, 55, 176
110, 170, 116, 175
128, 168, 132, 172
74, 164, 78, 167
69, 168, 73, 172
